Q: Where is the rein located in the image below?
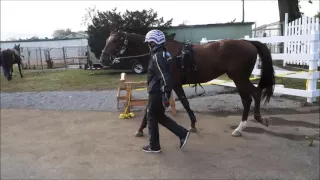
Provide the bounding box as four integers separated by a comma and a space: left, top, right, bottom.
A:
114, 53, 150, 60
112, 53, 150, 64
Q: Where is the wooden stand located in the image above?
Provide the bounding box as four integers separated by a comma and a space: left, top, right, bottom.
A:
117, 73, 176, 116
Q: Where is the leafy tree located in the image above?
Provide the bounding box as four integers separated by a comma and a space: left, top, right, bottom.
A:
52, 28, 72, 38
81, 5, 98, 27
86, 8, 173, 59
29, 36, 39, 40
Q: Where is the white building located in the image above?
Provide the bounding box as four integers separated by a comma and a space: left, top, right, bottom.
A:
252, 21, 282, 37
0, 38, 93, 66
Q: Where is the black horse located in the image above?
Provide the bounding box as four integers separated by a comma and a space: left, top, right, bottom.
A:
0, 44, 24, 81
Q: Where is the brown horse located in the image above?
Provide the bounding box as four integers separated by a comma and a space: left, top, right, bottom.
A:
0, 44, 24, 81
100, 30, 275, 137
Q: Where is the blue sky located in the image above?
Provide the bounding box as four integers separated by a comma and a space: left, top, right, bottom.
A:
1, 0, 319, 40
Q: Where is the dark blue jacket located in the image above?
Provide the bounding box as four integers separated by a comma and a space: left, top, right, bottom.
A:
147, 45, 173, 94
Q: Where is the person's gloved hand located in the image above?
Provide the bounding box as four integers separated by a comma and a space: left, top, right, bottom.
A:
162, 92, 171, 109
161, 86, 171, 108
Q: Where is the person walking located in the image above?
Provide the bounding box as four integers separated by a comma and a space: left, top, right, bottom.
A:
142, 29, 190, 153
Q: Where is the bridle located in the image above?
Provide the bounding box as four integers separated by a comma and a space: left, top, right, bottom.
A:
13, 45, 24, 58
101, 31, 150, 64
101, 31, 129, 57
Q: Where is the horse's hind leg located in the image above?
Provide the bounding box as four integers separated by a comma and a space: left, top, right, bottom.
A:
8, 65, 13, 81
251, 85, 269, 126
174, 85, 197, 132
230, 78, 253, 137
239, 77, 269, 127
18, 63, 23, 78
134, 107, 148, 137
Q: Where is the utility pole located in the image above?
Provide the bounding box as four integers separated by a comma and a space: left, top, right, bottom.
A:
242, 0, 245, 22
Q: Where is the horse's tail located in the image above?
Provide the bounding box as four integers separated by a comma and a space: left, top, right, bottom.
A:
247, 40, 275, 103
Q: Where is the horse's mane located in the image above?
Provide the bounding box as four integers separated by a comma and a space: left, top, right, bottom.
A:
117, 30, 183, 46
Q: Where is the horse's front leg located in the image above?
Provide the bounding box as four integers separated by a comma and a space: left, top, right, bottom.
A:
173, 85, 197, 132
8, 66, 13, 81
18, 63, 23, 78
134, 106, 147, 137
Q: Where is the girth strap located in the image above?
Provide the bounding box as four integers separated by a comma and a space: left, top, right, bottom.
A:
188, 67, 206, 96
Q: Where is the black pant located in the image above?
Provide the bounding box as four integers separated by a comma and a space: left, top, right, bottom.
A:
146, 92, 188, 150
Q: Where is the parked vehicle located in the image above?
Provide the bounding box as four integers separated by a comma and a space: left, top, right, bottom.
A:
108, 57, 148, 74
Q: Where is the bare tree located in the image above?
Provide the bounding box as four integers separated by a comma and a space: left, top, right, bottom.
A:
178, 20, 188, 27
81, 5, 98, 27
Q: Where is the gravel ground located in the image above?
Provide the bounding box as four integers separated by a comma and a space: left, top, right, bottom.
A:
0, 84, 309, 113
1, 109, 319, 179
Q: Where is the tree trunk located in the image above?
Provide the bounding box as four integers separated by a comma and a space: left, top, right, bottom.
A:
278, 0, 301, 53
278, 0, 301, 35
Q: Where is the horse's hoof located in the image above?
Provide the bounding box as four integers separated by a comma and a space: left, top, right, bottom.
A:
189, 127, 197, 133
232, 130, 242, 137
255, 116, 269, 127
134, 131, 144, 137
261, 118, 269, 127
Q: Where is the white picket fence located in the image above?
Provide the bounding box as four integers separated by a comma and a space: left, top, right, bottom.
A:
283, 13, 320, 66
200, 30, 319, 103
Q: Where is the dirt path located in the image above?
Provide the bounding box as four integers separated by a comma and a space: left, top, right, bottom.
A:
1, 108, 319, 179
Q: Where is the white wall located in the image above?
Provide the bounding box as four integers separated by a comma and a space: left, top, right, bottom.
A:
1, 39, 89, 66
0, 38, 88, 49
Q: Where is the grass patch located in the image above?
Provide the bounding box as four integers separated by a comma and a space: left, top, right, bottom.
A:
1, 65, 318, 93
0, 67, 147, 92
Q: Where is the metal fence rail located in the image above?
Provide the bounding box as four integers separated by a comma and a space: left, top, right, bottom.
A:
20, 46, 89, 70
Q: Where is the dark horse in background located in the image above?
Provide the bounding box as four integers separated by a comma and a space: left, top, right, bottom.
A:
100, 30, 275, 137
0, 44, 24, 81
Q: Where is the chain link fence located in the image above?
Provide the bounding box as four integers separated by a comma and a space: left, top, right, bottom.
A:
20, 46, 90, 70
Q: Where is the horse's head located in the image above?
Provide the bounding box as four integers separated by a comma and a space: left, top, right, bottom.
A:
13, 44, 21, 55
99, 30, 129, 66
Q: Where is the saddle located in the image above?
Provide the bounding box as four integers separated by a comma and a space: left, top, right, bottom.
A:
177, 42, 205, 96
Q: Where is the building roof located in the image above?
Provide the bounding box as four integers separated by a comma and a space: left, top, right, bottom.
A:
62, 32, 88, 39
253, 21, 282, 30
0, 38, 87, 43
164, 22, 255, 29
